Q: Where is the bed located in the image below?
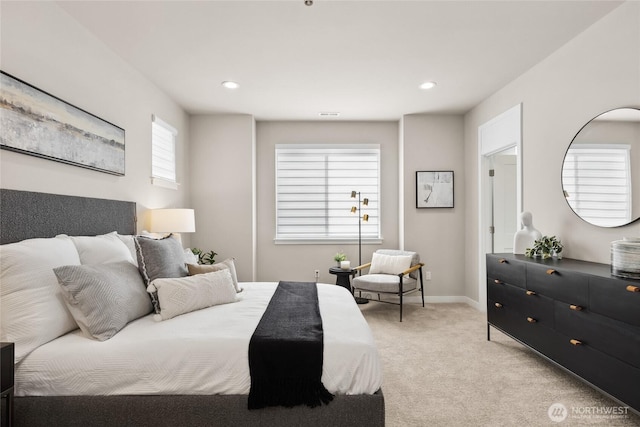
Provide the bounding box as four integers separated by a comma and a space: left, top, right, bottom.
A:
0, 189, 385, 427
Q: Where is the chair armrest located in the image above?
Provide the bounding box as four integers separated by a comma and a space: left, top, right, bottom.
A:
399, 262, 425, 276
353, 262, 372, 271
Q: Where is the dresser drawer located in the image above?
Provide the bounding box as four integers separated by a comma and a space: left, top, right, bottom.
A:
526, 264, 588, 306
555, 302, 640, 369
554, 333, 640, 411
589, 277, 640, 327
510, 314, 565, 363
487, 278, 508, 303
487, 255, 525, 288
516, 290, 554, 328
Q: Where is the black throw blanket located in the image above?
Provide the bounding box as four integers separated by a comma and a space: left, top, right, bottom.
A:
248, 281, 334, 409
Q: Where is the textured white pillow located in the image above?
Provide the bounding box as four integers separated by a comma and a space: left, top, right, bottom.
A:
67, 232, 136, 265
148, 269, 237, 321
0, 237, 81, 363
369, 253, 413, 275
54, 261, 153, 341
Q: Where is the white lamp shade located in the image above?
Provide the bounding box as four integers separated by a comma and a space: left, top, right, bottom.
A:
149, 209, 195, 233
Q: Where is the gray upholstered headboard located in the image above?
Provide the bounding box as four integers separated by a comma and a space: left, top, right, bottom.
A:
0, 189, 137, 244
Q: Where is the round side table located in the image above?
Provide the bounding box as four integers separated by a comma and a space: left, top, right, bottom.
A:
328, 267, 368, 304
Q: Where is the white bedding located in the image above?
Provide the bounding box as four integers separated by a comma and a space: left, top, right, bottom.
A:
15, 282, 382, 397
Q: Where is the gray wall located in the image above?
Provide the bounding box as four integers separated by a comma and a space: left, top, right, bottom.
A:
463, 1, 640, 302
189, 115, 256, 281
256, 121, 399, 284
402, 115, 466, 298
0, 2, 191, 239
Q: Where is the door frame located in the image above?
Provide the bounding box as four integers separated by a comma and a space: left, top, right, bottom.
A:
477, 104, 522, 311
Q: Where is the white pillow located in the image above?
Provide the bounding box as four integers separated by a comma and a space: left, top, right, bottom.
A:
116, 233, 138, 267
147, 269, 237, 321
66, 232, 136, 265
183, 248, 198, 265
369, 253, 413, 275
0, 237, 81, 363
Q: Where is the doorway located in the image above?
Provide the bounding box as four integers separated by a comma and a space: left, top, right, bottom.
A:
477, 104, 522, 310
490, 147, 517, 253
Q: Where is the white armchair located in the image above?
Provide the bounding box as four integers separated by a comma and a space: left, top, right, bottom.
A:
352, 249, 425, 321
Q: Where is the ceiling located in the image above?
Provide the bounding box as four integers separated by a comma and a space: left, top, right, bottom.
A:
58, 0, 622, 121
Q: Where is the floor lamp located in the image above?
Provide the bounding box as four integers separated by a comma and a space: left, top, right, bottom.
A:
350, 191, 369, 273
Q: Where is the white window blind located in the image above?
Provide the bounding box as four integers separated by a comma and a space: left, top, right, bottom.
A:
152, 115, 177, 186
562, 144, 631, 227
275, 144, 380, 242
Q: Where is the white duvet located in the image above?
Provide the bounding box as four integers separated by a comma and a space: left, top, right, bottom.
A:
15, 282, 382, 396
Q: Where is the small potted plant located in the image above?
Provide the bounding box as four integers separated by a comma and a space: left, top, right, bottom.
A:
333, 251, 346, 266
525, 236, 563, 260
191, 248, 218, 265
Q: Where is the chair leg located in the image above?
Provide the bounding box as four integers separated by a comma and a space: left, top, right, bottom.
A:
399, 276, 403, 322
419, 267, 425, 307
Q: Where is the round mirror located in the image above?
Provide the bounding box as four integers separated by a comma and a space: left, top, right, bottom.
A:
562, 107, 640, 227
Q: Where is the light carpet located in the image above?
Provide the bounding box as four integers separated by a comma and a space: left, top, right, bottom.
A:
359, 301, 640, 427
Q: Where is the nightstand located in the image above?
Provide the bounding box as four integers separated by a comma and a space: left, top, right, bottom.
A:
329, 267, 368, 304
1, 342, 14, 427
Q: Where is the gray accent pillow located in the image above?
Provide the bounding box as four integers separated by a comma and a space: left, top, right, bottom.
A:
135, 235, 189, 313
54, 261, 153, 341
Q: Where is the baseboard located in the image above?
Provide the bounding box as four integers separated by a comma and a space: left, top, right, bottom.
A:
357, 293, 484, 311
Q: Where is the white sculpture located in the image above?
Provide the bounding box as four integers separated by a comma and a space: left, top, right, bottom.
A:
513, 211, 542, 254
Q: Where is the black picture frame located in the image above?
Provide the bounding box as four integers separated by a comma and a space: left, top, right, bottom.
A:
0, 71, 125, 176
416, 171, 454, 208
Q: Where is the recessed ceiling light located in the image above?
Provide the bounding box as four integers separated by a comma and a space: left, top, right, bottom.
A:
221, 81, 239, 89
419, 81, 437, 90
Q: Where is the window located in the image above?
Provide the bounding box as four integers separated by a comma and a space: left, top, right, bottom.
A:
151, 115, 178, 189
562, 144, 631, 227
275, 144, 380, 242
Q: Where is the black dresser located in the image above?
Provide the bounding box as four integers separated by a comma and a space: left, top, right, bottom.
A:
486, 253, 640, 413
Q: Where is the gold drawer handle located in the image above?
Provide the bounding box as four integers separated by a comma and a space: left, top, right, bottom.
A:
570, 339, 582, 346
498, 258, 507, 264
569, 305, 583, 311
627, 285, 640, 293
494, 279, 503, 284
494, 302, 503, 308
526, 317, 537, 323
525, 290, 536, 296
546, 269, 556, 275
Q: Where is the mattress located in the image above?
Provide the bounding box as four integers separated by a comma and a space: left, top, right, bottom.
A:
15, 282, 382, 397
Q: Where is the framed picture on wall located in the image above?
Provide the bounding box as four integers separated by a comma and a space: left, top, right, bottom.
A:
0, 71, 125, 176
416, 171, 454, 208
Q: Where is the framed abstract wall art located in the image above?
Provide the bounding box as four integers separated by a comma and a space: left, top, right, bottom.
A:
0, 71, 125, 175
416, 170, 454, 208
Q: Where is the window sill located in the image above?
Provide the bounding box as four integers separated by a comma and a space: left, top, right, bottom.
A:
151, 177, 179, 190
274, 238, 383, 245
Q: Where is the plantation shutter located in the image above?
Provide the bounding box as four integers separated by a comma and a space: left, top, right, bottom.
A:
275, 145, 380, 242
562, 144, 631, 226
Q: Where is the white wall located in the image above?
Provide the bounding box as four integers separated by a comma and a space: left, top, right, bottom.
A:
256, 121, 399, 284
463, 1, 640, 301
402, 115, 466, 298
189, 114, 255, 281
0, 2, 191, 239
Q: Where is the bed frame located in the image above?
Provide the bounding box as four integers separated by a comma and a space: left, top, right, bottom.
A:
0, 189, 385, 427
